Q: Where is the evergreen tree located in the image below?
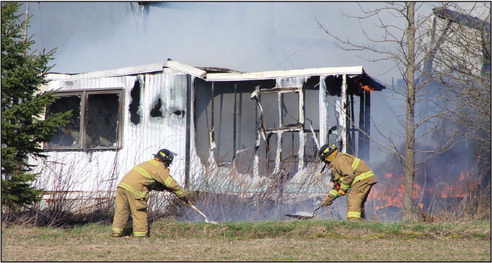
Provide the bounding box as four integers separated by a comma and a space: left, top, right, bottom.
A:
1, 2, 71, 211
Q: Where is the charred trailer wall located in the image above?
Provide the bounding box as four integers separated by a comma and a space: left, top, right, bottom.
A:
193, 79, 266, 176
30, 66, 202, 211
319, 75, 372, 158
192, 72, 375, 195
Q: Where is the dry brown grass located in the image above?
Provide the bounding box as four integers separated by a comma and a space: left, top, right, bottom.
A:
1, 220, 490, 261
2, 233, 489, 261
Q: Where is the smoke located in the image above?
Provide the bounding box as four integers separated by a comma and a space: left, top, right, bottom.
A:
368, 80, 489, 219
26, 2, 392, 74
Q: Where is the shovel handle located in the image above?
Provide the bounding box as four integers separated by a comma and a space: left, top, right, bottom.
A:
188, 202, 207, 218
318, 163, 327, 176
187, 202, 219, 224
313, 204, 323, 216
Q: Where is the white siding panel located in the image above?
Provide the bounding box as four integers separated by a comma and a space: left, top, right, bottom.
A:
32, 70, 190, 194
122, 72, 188, 185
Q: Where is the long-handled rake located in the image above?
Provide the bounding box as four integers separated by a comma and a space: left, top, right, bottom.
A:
187, 201, 219, 224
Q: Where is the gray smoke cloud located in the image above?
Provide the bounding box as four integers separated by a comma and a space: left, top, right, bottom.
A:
25, 2, 399, 77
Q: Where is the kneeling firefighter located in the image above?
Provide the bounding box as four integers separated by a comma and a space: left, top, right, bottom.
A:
112, 149, 191, 237
319, 144, 377, 221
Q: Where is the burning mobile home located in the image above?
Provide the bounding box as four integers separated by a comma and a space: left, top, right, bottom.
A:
31, 59, 384, 211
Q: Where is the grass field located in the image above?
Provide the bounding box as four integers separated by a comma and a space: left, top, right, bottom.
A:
2, 219, 490, 261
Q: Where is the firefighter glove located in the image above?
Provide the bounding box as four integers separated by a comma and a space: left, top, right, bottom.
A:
323, 196, 334, 207
337, 189, 346, 196
180, 192, 192, 203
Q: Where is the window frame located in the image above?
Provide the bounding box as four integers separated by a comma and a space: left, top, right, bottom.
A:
45, 88, 125, 151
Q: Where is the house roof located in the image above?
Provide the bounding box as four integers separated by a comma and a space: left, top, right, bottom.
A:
206, 66, 365, 81
45, 59, 385, 91
166, 59, 366, 81
47, 63, 165, 81
166, 59, 385, 91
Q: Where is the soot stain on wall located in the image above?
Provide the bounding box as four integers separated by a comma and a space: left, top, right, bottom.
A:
129, 79, 141, 125
150, 97, 163, 118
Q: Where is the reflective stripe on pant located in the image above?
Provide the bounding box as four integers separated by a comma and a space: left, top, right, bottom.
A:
112, 187, 149, 236
346, 182, 374, 221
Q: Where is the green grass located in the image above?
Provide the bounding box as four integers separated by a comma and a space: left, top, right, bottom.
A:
163, 219, 490, 240
4, 219, 489, 241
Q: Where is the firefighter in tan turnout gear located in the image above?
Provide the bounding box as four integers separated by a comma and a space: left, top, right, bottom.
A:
319, 144, 377, 221
112, 149, 190, 237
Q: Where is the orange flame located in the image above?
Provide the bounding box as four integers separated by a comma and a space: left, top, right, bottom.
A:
437, 171, 479, 198
370, 173, 423, 210
370, 170, 479, 210
360, 83, 374, 92
369, 174, 407, 210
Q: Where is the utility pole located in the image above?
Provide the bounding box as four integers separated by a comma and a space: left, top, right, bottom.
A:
23, 3, 29, 56
23, 3, 29, 41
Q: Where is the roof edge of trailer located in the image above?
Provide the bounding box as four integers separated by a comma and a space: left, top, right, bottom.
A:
165, 59, 385, 91
46, 63, 165, 81
45, 60, 385, 90
166, 59, 207, 79
166, 59, 366, 81
206, 66, 365, 81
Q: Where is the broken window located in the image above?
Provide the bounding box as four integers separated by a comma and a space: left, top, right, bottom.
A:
46, 94, 82, 148
46, 89, 123, 150
86, 93, 119, 147
281, 92, 300, 126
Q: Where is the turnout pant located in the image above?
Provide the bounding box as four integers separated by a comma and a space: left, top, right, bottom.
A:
346, 182, 375, 221
112, 187, 148, 237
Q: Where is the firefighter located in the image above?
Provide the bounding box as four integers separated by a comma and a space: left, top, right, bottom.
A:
319, 144, 377, 221
111, 149, 190, 237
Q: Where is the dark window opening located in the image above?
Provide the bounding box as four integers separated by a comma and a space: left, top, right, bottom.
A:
46, 95, 81, 148
86, 93, 119, 147
46, 89, 123, 150
281, 92, 300, 126
150, 98, 163, 118
325, 76, 342, 96
261, 92, 279, 129
305, 130, 320, 162
129, 80, 141, 125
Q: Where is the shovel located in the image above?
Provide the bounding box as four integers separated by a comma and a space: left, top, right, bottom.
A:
187, 202, 219, 225
285, 204, 323, 219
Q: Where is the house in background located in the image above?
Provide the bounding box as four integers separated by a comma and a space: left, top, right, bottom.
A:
31, 59, 384, 209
